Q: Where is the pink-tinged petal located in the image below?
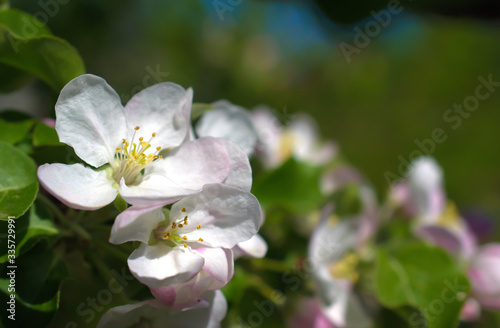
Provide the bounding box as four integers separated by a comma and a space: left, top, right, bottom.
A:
128, 243, 204, 289
219, 138, 252, 191
321, 165, 364, 195
170, 184, 262, 248
417, 224, 477, 259
193, 248, 234, 285
356, 186, 379, 247
109, 204, 166, 244
460, 298, 481, 322
417, 225, 463, 255
37, 163, 116, 210
124, 83, 192, 149
196, 100, 258, 156
469, 243, 500, 309
41, 118, 55, 128
407, 157, 446, 223
288, 298, 335, 328
151, 270, 225, 310
98, 290, 227, 328
55, 74, 126, 168
234, 234, 268, 259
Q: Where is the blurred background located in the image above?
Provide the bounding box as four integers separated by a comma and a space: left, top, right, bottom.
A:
2, 0, 500, 223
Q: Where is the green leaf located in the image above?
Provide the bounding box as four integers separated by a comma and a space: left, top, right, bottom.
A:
0, 9, 85, 91
191, 102, 214, 119
252, 158, 323, 215
375, 244, 470, 328
32, 121, 61, 147
0, 202, 59, 263
0, 118, 33, 144
0, 141, 38, 220
0, 246, 67, 327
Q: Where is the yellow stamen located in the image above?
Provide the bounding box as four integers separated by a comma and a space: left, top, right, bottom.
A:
134, 126, 140, 130
183, 243, 187, 248
198, 238, 203, 242
197, 225, 201, 229
183, 236, 188, 241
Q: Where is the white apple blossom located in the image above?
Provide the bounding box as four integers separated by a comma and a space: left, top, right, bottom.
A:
37, 74, 236, 210
149, 247, 233, 310
97, 290, 227, 328
251, 107, 336, 169
308, 183, 377, 328
195, 100, 258, 156
109, 183, 262, 296
405, 156, 446, 224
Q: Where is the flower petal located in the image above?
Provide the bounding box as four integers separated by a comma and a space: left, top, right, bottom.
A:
98, 291, 227, 328
150, 269, 226, 310
219, 138, 252, 191
55, 74, 126, 167
128, 243, 204, 288
193, 247, 234, 285
407, 156, 446, 223
109, 204, 166, 244
170, 184, 262, 248
234, 234, 268, 259
119, 137, 231, 206
309, 204, 360, 268
195, 100, 258, 156
124, 83, 192, 149
37, 163, 116, 210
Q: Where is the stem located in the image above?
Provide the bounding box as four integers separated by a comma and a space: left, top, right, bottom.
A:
38, 193, 91, 240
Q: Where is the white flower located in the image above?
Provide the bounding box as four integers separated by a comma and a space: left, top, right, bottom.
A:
97, 290, 227, 328
150, 247, 233, 310
109, 183, 262, 291
37, 74, 233, 209
195, 100, 258, 156
308, 184, 377, 328
406, 156, 446, 224
251, 107, 336, 168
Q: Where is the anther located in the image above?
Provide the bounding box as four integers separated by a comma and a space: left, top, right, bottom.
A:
139, 137, 144, 142
178, 224, 184, 228
152, 132, 156, 137
197, 225, 201, 229
183, 236, 188, 240
198, 238, 203, 242
181, 208, 186, 212
116, 147, 122, 151
183, 243, 187, 248
134, 126, 140, 130
156, 146, 162, 151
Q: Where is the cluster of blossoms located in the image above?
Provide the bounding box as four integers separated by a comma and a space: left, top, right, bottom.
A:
37, 74, 267, 327
392, 157, 500, 321
36, 74, 499, 328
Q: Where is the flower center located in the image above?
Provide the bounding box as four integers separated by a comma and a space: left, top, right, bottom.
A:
329, 252, 359, 282
158, 207, 204, 248
437, 202, 461, 228
112, 126, 162, 185
278, 130, 295, 162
